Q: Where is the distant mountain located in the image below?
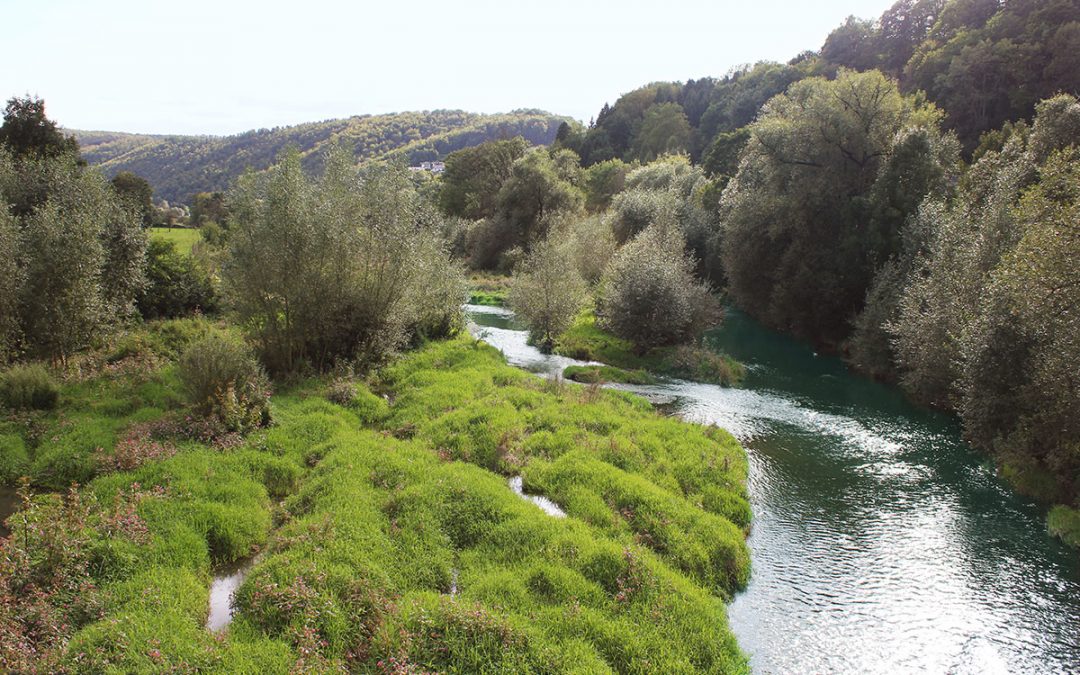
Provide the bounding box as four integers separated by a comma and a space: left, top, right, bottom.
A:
70, 110, 570, 203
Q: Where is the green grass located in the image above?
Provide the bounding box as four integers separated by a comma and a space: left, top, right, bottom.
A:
1048, 505, 1080, 548
150, 227, 202, 255
468, 272, 511, 306
2, 329, 752, 672
556, 311, 746, 386
564, 365, 657, 385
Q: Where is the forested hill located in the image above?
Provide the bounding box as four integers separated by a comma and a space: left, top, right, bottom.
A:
70, 109, 569, 202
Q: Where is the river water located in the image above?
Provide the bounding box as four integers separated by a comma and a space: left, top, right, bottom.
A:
466, 304, 1080, 674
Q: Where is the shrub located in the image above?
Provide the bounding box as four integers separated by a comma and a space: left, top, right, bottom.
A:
597, 225, 721, 353
178, 335, 270, 434
225, 149, 465, 373
0, 363, 59, 410
508, 239, 587, 351
137, 239, 217, 319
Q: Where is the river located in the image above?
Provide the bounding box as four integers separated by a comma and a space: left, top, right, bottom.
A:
466, 304, 1080, 674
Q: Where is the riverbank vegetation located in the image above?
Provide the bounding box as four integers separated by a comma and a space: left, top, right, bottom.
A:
0, 98, 752, 670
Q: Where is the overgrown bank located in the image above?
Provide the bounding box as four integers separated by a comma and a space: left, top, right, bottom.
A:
0, 326, 751, 672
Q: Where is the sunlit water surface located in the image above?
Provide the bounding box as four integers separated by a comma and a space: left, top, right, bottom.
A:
466, 304, 1080, 674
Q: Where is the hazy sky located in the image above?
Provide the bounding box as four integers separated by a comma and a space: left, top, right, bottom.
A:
1, 0, 896, 136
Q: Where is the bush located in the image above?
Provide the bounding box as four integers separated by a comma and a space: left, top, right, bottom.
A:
178, 335, 270, 434
0, 363, 59, 410
598, 225, 721, 353
225, 149, 465, 373
508, 239, 587, 351
137, 239, 217, 319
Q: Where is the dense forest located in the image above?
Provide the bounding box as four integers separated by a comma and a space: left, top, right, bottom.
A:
73, 110, 569, 203
1, 0, 1079, 671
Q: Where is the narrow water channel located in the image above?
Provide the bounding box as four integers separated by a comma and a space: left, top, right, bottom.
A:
467, 304, 1080, 674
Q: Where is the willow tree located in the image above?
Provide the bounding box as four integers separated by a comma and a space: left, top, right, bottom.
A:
226, 147, 464, 373
719, 69, 949, 347
508, 239, 586, 351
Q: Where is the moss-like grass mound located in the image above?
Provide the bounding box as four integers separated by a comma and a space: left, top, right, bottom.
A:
563, 364, 657, 385
556, 312, 746, 386
1048, 505, 1080, 548
1, 330, 751, 673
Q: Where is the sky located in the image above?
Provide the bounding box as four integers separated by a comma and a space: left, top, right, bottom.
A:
1, 0, 897, 136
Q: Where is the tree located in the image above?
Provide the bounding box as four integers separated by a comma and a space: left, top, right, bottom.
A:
0, 96, 79, 159
598, 225, 720, 353
847, 126, 961, 378
111, 171, 155, 226
892, 95, 1080, 408
508, 239, 587, 351
137, 239, 217, 319
0, 207, 20, 360
0, 149, 146, 362
582, 159, 630, 212
190, 191, 228, 227
470, 150, 583, 268
719, 69, 945, 347
438, 137, 529, 220
632, 103, 692, 162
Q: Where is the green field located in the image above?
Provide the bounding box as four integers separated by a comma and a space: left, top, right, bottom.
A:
150, 227, 201, 254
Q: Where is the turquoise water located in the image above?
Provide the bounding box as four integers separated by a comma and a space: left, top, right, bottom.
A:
467, 305, 1080, 674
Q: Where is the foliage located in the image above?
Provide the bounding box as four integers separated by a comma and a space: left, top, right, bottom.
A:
574, 62, 816, 168
470, 150, 584, 269
0, 148, 148, 362
73, 111, 569, 203
438, 137, 529, 220
137, 239, 217, 319
719, 69, 951, 347
189, 191, 228, 228
557, 213, 617, 286
632, 103, 692, 161
0, 208, 20, 361
0, 364, 59, 410
178, 334, 270, 434
0, 96, 79, 159
110, 171, 155, 226
582, 158, 631, 212
882, 94, 1080, 517
508, 239, 587, 351
226, 149, 464, 372
599, 225, 721, 354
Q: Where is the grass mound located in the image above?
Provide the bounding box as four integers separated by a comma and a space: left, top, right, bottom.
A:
1, 329, 751, 672
556, 311, 745, 386
564, 365, 656, 385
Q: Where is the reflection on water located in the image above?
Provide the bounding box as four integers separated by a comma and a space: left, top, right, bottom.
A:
466, 304, 1080, 674
206, 557, 256, 632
